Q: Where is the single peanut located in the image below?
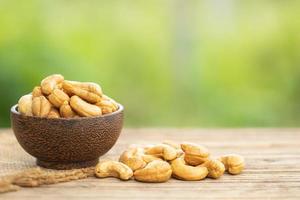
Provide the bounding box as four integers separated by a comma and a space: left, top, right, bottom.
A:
32, 96, 52, 117
48, 89, 70, 108
40, 74, 64, 95
18, 94, 33, 116
70, 96, 102, 117
60, 101, 77, 118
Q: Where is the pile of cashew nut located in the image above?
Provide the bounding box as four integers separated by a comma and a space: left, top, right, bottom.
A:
95, 141, 245, 183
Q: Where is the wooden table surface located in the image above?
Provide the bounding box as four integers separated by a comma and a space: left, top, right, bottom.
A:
1, 128, 300, 199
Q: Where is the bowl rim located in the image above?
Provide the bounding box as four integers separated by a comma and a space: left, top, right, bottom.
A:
11, 103, 124, 121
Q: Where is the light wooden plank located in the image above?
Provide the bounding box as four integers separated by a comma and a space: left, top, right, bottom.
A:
0, 128, 300, 200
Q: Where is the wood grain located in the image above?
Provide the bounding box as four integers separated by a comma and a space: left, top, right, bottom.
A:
1, 128, 300, 199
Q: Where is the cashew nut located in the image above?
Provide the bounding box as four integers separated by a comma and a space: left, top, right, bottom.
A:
60, 101, 77, 118
64, 80, 102, 96
201, 159, 225, 179
142, 154, 162, 163
163, 140, 184, 158
119, 147, 146, 171
184, 154, 208, 166
134, 160, 172, 183
32, 96, 52, 117
102, 95, 118, 105
96, 99, 118, 114
63, 80, 101, 103
47, 107, 60, 118
171, 157, 208, 181
181, 142, 210, 165
32, 86, 43, 97
145, 144, 177, 161
70, 96, 102, 117
95, 161, 133, 180
18, 94, 33, 116
41, 74, 64, 95
48, 89, 70, 108
219, 154, 245, 175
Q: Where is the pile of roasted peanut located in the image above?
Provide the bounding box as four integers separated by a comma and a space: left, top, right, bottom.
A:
95, 141, 245, 182
17, 74, 118, 118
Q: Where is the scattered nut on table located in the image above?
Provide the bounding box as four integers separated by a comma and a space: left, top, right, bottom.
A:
171, 156, 208, 181
95, 140, 245, 183
181, 142, 210, 166
144, 144, 178, 161
200, 159, 225, 179
134, 160, 172, 183
16, 74, 119, 118
219, 154, 245, 175
95, 161, 133, 181
119, 147, 146, 171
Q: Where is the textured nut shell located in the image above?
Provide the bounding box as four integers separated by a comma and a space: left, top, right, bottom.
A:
47, 107, 60, 118
32, 86, 43, 97
60, 101, 77, 118
63, 81, 101, 103
41, 74, 64, 95
95, 161, 133, 180
201, 159, 225, 179
32, 96, 52, 117
171, 157, 208, 181
48, 89, 70, 108
145, 144, 177, 161
219, 154, 245, 175
70, 96, 102, 117
119, 147, 146, 171
134, 160, 172, 183
18, 94, 33, 116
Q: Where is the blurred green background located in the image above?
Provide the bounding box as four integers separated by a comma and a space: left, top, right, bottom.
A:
0, 0, 300, 127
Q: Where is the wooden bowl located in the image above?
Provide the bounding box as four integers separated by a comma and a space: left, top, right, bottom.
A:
10, 104, 124, 170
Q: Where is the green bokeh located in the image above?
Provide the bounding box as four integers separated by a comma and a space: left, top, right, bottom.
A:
0, 0, 299, 127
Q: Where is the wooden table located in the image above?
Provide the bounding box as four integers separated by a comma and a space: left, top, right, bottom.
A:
1, 128, 300, 199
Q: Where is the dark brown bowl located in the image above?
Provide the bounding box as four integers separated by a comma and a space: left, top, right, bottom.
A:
10, 104, 124, 170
